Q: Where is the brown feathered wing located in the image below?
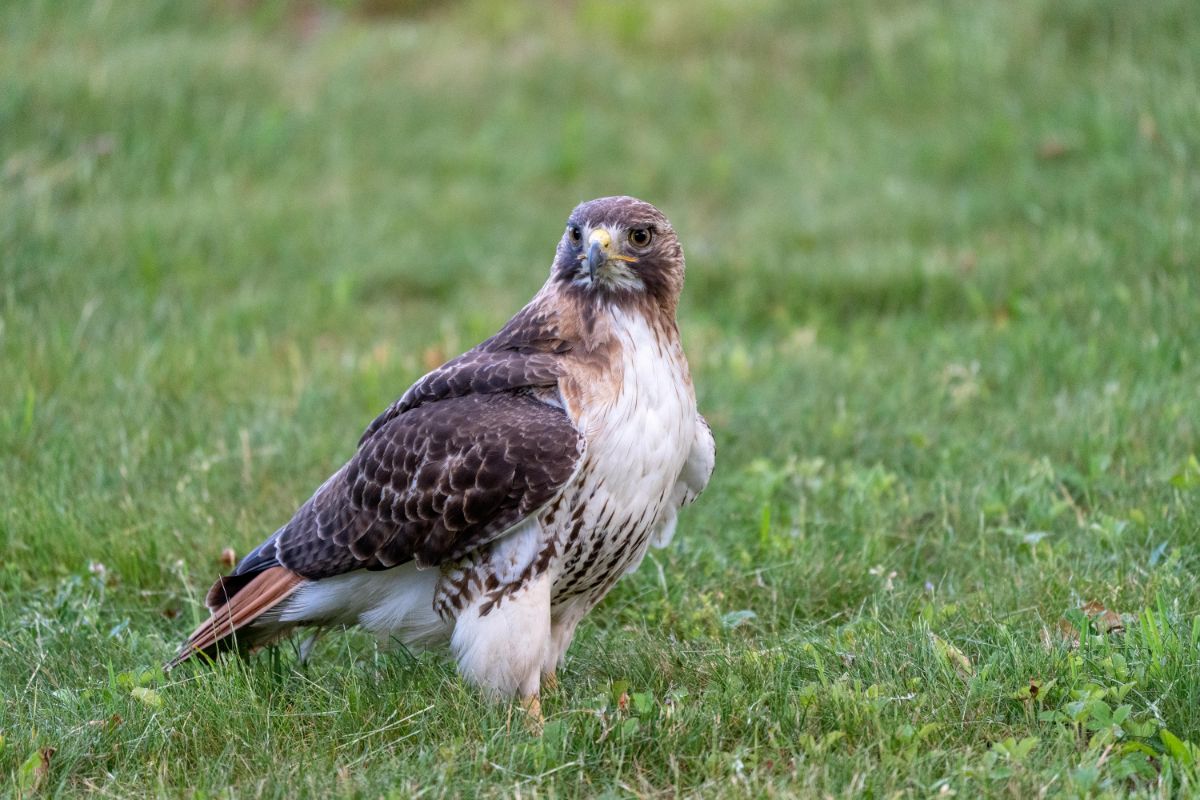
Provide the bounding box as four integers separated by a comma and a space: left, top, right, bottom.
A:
169, 307, 583, 668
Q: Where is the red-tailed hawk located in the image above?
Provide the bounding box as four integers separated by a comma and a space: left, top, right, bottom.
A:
168, 196, 715, 719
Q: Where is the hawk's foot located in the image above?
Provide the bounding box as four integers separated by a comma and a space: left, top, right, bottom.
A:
521, 693, 544, 734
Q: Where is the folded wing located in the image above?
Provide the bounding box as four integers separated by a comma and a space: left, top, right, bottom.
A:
170, 391, 583, 667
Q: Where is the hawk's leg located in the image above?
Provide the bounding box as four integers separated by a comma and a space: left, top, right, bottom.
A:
451, 571, 552, 704
521, 693, 545, 733
542, 600, 590, 689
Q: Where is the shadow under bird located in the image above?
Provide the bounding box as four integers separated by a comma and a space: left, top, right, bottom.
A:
168, 196, 715, 720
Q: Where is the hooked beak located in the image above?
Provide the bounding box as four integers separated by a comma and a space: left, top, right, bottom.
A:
585, 228, 612, 280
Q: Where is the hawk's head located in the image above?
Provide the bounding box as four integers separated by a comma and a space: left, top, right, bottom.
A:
551, 196, 684, 310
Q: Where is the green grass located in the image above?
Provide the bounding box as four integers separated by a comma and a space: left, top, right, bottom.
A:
2, 0, 1199, 795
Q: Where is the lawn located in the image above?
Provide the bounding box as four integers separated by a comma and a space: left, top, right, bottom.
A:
2, 0, 1199, 796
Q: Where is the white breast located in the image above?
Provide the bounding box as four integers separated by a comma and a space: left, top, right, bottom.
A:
591, 309, 694, 484
553, 307, 696, 593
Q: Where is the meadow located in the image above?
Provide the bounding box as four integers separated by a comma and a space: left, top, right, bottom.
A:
2, 0, 1198, 796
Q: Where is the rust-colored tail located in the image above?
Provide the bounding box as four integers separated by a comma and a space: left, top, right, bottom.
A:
166, 566, 304, 670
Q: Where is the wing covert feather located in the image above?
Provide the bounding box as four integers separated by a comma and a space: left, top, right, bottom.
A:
268, 392, 582, 579
360, 305, 568, 444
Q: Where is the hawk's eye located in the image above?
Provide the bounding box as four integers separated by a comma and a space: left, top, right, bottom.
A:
568, 225, 583, 245
628, 228, 652, 247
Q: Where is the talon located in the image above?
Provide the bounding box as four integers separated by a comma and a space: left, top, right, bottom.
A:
521, 693, 544, 734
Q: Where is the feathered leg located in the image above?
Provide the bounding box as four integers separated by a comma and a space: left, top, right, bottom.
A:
541, 601, 589, 692
451, 571, 552, 726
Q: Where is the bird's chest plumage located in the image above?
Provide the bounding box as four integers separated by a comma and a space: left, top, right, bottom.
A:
548, 309, 696, 604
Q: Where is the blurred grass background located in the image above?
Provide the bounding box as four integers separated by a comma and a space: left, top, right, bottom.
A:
2, 0, 1198, 796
